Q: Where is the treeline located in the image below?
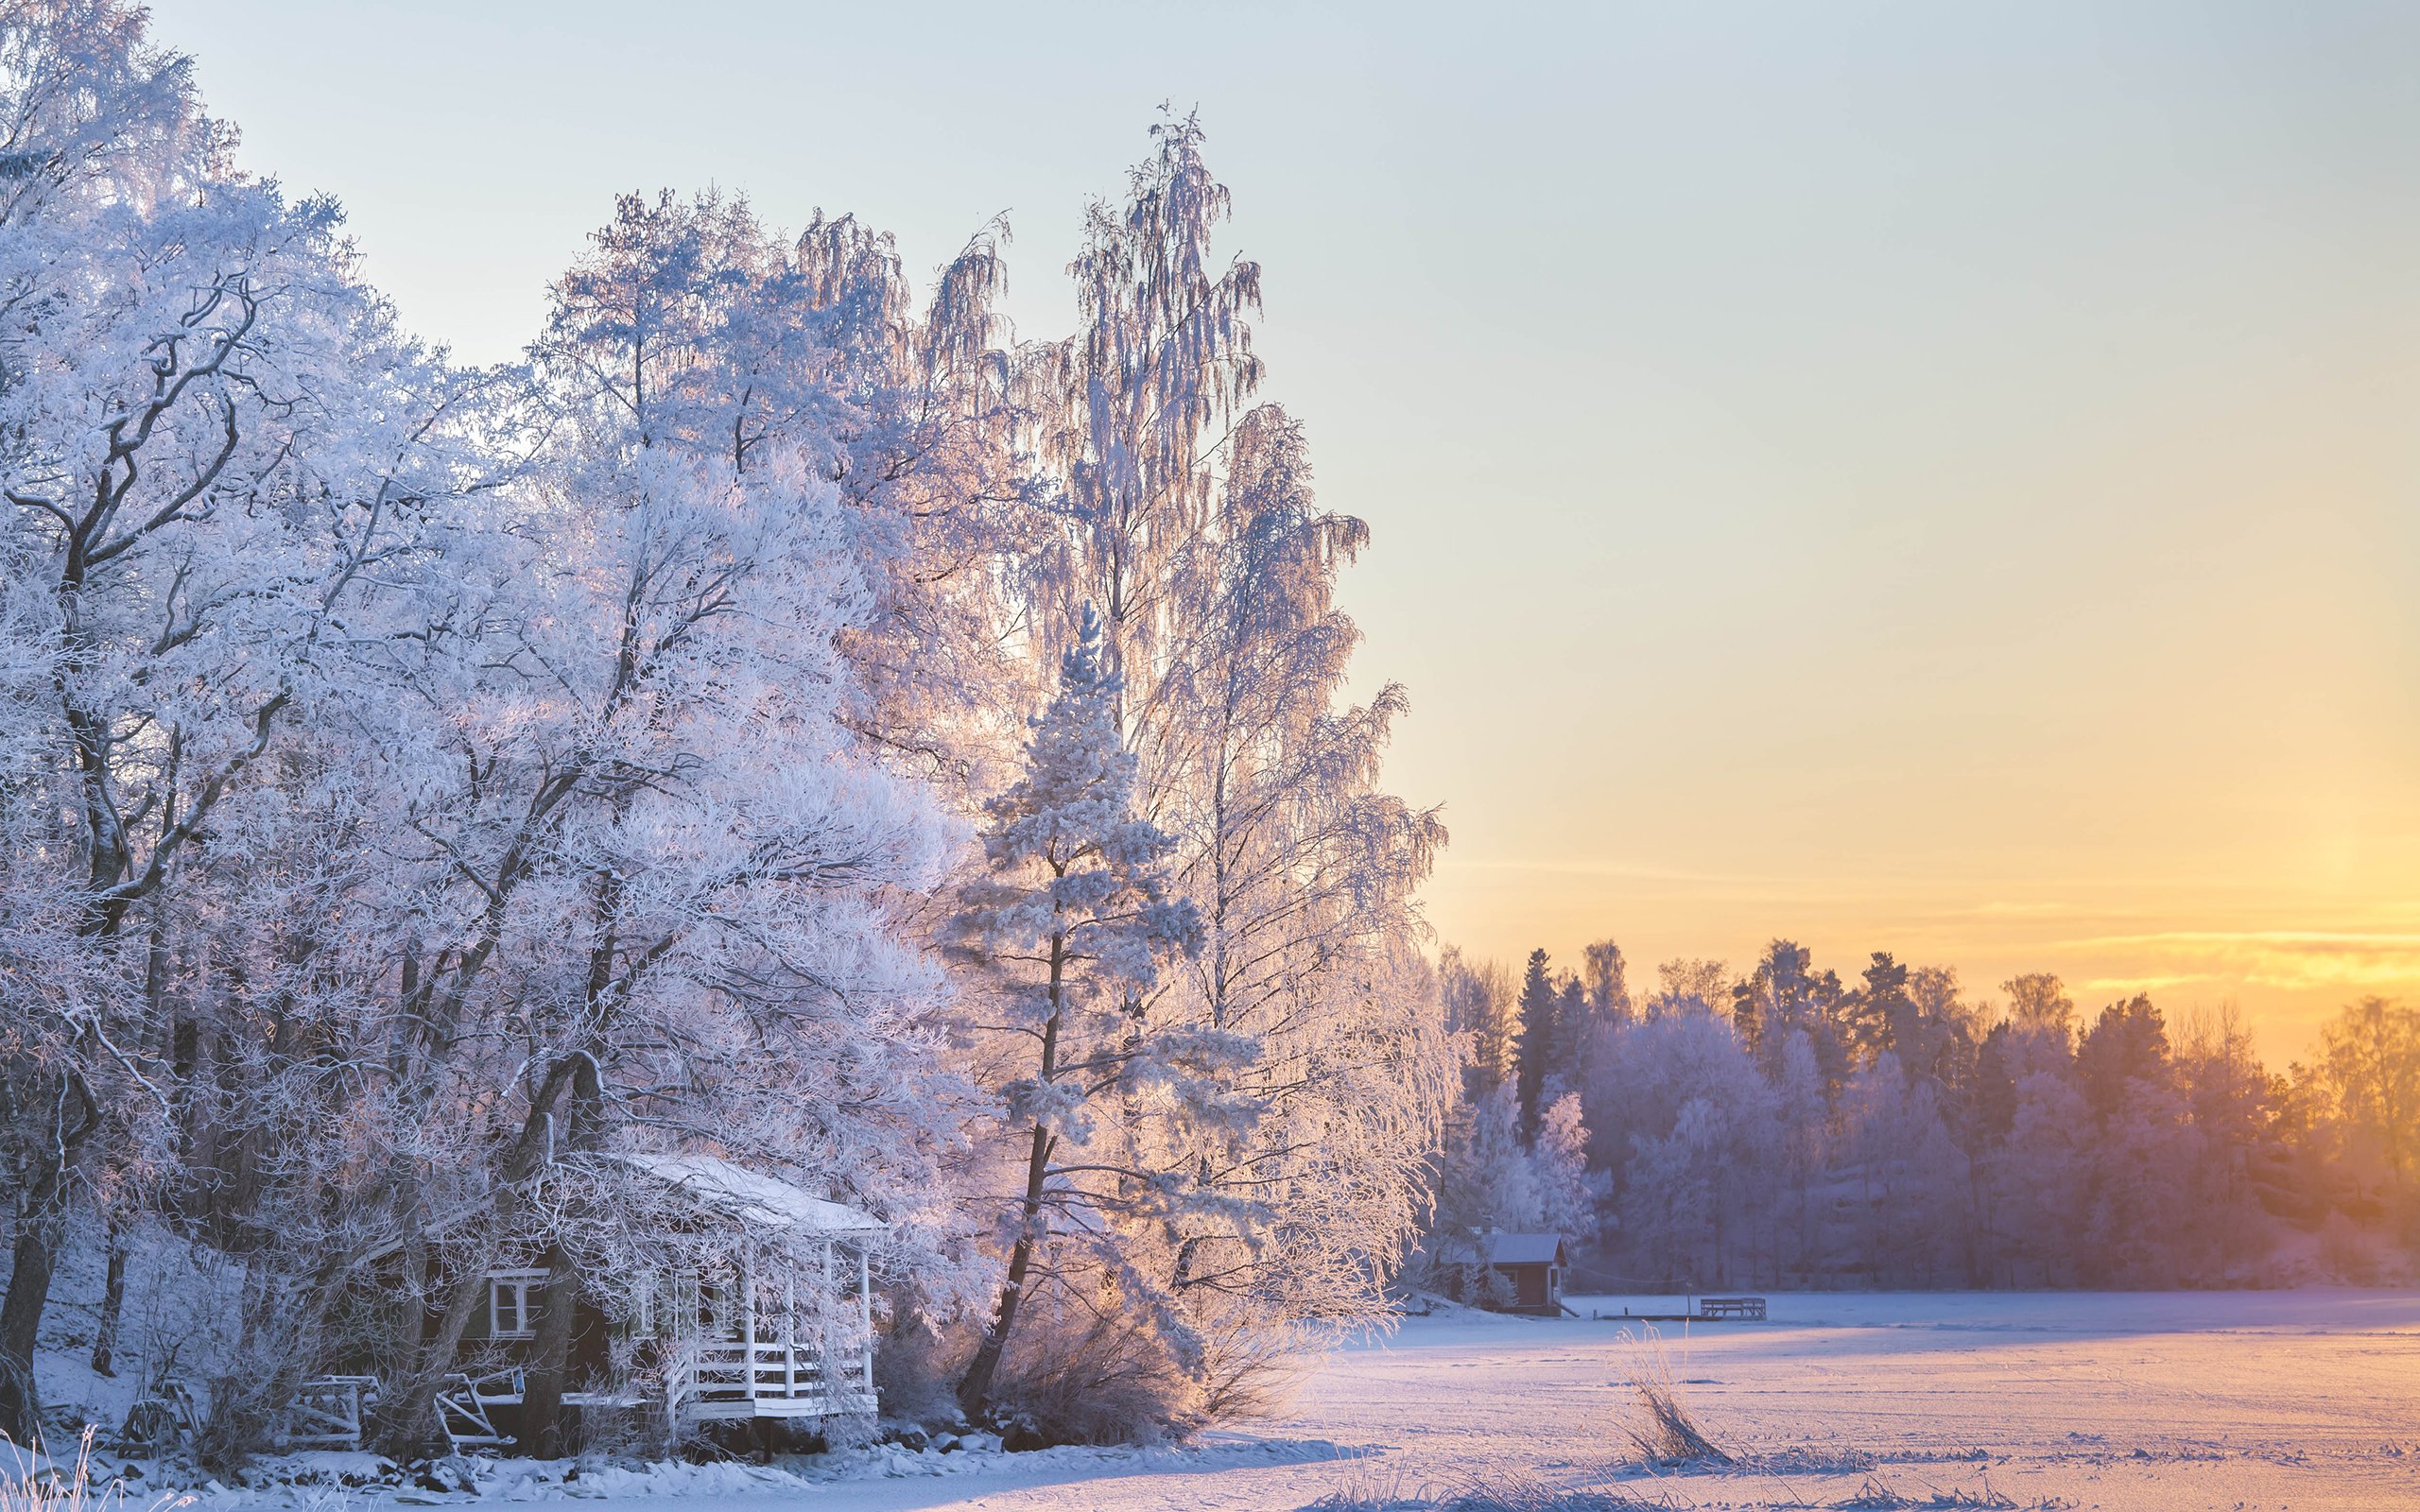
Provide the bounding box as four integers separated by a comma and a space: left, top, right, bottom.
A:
0, 2, 1445, 1458
1436, 940, 2418, 1289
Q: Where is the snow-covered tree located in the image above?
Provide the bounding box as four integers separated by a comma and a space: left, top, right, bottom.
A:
1142, 404, 1448, 1377
947, 607, 1203, 1418
2322, 997, 2418, 1188
375, 189, 981, 1452
1534, 1092, 1605, 1244
1587, 1009, 1778, 1285
1838, 1056, 1970, 1285
1436, 1083, 1544, 1238
1031, 110, 1260, 716
0, 0, 484, 1439
993, 114, 1449, 1425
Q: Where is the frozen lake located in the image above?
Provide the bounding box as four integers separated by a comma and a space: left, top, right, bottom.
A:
672, 1288, 2420, 1511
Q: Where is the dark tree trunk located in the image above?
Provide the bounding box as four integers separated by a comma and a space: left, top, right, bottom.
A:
372, 1053, 599, 1458
521, 895, 620, 1458
0, 1075, 96, 1444
372, 1242, 497, 1458
0, 1158, 72, 1441
957, 935, 1066, 1420
956, 1125, 1052, 1418
516, 1244, 580, 1458
90, 1220, 130, 1378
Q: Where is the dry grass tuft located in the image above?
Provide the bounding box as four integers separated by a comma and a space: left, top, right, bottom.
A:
1, 1426, 193, 1512
1620, 1332, 1731, 1468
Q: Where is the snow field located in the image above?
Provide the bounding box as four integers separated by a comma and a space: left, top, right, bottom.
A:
151, 1289, 2418, 1512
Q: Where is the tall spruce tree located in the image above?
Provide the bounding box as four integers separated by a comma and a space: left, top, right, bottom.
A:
950, 608, 1203, 1417
1514, 949, 1557, 1142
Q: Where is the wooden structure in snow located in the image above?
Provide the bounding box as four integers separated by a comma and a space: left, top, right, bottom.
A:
1599, 1294, 1772, 1323
1432, 1229, 1570, 1316
1697, 1295, 1768, 1320
330, 1151, 886, 1450
615, 1153, 885, 1425
284, 1375, 380, 1449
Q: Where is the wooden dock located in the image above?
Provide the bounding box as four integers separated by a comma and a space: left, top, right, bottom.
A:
1594, 1295, 1768, 1323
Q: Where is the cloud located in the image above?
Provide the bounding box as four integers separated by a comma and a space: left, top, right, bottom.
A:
2059, 931, 2420, 994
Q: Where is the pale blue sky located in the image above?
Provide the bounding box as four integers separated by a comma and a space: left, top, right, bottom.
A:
161, 1, 2420, 1052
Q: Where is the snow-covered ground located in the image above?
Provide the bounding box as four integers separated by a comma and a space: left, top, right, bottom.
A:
166, 1290, 2418, 1512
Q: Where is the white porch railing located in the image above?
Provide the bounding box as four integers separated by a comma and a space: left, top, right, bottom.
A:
683, 1340, 873, 1420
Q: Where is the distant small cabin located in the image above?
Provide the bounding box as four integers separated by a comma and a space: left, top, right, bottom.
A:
1433, 1229, 1569, 1316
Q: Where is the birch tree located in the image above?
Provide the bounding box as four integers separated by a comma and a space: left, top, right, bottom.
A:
1008, 114, 1451, 1420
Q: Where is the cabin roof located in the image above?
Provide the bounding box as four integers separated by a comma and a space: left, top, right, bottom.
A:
611, 1152, 887, 1237
1434, 1230, 1565, 1267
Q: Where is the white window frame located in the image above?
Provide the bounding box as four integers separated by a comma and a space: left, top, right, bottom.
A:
628, 1273, 657, 1339
700, 1274, 740, 1342
488, 1269, 548, 1340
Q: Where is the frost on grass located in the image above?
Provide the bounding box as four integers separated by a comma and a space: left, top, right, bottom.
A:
1619, 1332, 1731, 1469
1, 1427, 191, 1512
1821, 1477, 2073, 1511
1733, 1446, 1995, 1477
1303, 1471, 1674, 1512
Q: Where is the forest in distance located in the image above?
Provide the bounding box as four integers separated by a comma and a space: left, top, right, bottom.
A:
1434, 940, 2416, 1294
0, 0, 2411, 1476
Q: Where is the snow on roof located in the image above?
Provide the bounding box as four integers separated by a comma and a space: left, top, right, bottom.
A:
610, 1151, 887, 1237
1434, 1231, 1565, 1267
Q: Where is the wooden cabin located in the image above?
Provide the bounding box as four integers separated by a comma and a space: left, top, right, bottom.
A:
608, 1152, 884, 1427
1432, 1229, 1569, 1316
335, 1151, 886, 1452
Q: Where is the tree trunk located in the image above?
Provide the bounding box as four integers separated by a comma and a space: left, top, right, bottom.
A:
956, 1123, 1050, 1418
0, 1157, 71, 1441
372, 1242, 497, 1458
517, 884, 621, 1457
959, 936, 1065, 1418
0, 1074, 96, 1444
90, 1220, 130, 1378
372, 1053, 597, 1458
516, 1244, 580, 1458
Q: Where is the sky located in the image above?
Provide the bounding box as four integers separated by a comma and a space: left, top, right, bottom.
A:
155, 0, 2419, 1060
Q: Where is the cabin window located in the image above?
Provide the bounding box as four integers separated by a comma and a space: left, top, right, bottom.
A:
700, 1274, 741, 1341
488, 1269, 547, 1340
624, 1274, 658, 1339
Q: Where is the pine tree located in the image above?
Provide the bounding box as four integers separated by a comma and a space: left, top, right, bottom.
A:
1551, 974, 1588, 1096
2078, 995, 2171, 1124
950, 607, 1202, 1417
1514, 949, 1557, 1141
1733, 940, 1851, 1096
1847, 952, 1915, 1067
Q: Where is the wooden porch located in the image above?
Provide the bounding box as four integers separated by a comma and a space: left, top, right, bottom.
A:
684, 1338, 873, 1419
675, 1239, 876, 1421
